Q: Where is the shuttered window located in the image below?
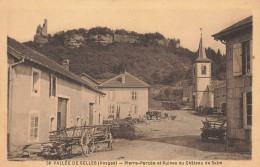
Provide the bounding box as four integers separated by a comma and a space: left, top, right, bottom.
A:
29, 112, 39, 142
242, 40, 252, 75
243, 92, 252, 128
108, 104, 115, 114
233, 43, 242, 76
31, 68, 41, 96
233, 40, 252, 76
50, 74, 57, 97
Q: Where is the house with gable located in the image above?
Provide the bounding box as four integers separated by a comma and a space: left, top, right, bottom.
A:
98, 72, 149, 120
212, 16, 252, 147
7, 37, 105, 155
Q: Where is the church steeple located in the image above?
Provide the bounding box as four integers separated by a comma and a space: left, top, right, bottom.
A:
196, 28, 211, 62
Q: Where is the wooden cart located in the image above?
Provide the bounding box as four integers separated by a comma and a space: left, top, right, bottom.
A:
200, 120, 226, 142
42, 124, 113, 159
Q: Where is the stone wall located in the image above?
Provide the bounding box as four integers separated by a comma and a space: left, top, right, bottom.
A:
225, 29, 252, 144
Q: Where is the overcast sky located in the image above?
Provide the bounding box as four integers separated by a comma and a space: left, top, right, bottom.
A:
6, 1, 252, 54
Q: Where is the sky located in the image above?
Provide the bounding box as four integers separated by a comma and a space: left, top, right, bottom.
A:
6, 0, 253, 54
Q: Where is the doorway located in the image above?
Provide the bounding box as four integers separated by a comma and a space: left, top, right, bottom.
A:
57, 97, 68, 130
89, 103, 94, 125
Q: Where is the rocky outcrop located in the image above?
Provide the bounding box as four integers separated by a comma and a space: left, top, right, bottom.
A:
64, 34, 84, 48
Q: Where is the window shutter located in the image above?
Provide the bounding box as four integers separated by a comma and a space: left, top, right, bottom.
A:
49, 74, 51, 96
250, 40, 253, 73
233, 43, 242, 76
243, 92, 247, 128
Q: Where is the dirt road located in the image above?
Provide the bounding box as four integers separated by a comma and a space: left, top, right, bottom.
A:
74, 109, 251, 160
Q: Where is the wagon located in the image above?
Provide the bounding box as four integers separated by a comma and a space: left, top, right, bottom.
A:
200, 120, 226, 142
146, 111, 161, 120
42, 124, 113, 159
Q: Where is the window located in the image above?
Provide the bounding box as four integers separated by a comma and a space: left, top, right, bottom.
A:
243, 92, 252, 128
77, 117, 81, 126
50, 74, 57, 97
132, 91, 137, 100
50, 117, 55, 131
242, 40, 252, 75
201, 65, 206, 75
233, 40, 252, 76
31, 68, 41, 96
108, 104, 115, 114
29, 112, 39, 142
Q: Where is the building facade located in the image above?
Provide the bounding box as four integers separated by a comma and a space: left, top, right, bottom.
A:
99, 72, 149, 120
7, 37, 105, 154
193, 34, 214, 108
213, 16, 252, 147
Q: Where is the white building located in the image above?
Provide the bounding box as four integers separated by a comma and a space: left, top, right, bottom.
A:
99, 72, 149, 119
192, 33, 214, 108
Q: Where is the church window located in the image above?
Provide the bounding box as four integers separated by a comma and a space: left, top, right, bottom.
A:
201, 66, 206, 75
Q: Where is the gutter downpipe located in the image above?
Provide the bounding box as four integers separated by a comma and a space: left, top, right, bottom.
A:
7, 57, 25, 155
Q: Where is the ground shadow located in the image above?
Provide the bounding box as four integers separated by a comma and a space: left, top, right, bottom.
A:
139, 135, 251, 154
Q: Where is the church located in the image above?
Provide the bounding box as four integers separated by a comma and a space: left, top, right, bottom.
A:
192, 32, 214, 108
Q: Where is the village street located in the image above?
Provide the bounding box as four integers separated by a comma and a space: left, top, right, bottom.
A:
9, 108, 251, 161
72, 109, 251, 160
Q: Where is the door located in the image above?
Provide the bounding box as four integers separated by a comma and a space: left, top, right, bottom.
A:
57, 98, 68, 130
192, 95, 196, 110
89, 103, 94, 125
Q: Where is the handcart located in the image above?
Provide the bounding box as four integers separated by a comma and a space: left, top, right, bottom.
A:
200, 120, 226, 142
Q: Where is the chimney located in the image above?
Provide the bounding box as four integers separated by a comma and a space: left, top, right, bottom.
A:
62, 59, 70, 70
121, 74, 125, 84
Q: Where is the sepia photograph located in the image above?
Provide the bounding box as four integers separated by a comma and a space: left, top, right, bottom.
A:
1, 0, 260, 166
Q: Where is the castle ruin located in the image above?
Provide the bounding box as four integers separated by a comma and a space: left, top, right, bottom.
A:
34, 19, 48, 45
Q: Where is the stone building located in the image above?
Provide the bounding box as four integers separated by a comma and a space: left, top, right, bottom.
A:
212, 16, 252, 147
34, 19, 49, 45
192, 33, 214, 108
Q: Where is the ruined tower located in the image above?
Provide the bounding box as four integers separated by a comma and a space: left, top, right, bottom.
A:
34, 19, 48, 45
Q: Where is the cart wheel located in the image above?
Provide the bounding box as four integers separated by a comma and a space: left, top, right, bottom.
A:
201, 132, 209, 142
219, 132, 226, 142
81, 131, 93, 157
107, 133, 113, 150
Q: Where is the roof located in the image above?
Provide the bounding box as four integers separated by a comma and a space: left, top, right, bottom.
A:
212, 16, 252, 40
98, 72, 149, 88
80, 73, 100, 85
195, 35, 211, 62
7, 37, 105, 95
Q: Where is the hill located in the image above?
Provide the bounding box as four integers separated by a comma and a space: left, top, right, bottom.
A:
24, 27, 225, 85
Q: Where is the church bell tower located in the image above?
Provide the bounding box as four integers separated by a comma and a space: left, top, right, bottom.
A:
193, 29, 213, 108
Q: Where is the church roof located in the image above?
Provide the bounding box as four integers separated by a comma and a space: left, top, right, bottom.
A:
99, 72, 149, 88
195, 35, 211, 62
